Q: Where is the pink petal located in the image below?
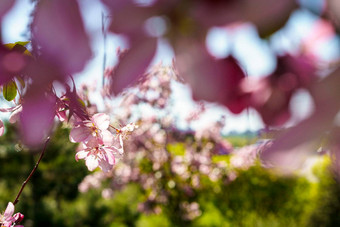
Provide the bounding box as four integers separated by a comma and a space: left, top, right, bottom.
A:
4, 202, 14, 218
20, 92, 56, 147
98, 160, 113, 173
56, 110, 67, 122
0, 0, 15, 20
98, 151, 114, 173
13, 212, 24, 223
102, 147, 116, 166
175, 40, 223, 103
175, 40, 247, 112
84, 136, 100, 148
0, 120, 4, 136
9, 106, 22, 124
75, 150, 88, 161
100, 130, 114, 146
0, 46, 22, 85
32, 0, 92, 75
110, 37, 157, 95
92, 113, 110, 130
85, 155, 99, 171
106, 2, 152, 35
118, 135, 124, 154
69, 126, 91, 143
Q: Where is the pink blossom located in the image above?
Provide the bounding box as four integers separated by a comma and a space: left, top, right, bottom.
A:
75, 138, 118, 172
113, 122, 138, 154
70, 113, 111, 144
0, 202, 24, 227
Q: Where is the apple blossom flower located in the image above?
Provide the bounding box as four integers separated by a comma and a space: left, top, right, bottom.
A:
0, 202, 24, 227
70, 113, 111, 144
111, 122, 139, 155
75, 137, 119, 172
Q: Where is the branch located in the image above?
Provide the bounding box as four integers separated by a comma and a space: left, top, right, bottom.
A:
102, 12, 107, 87
13, 137, 51, 205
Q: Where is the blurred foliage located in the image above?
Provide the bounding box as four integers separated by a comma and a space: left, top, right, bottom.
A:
1, 123, 340, 226
224, 135, 257, 148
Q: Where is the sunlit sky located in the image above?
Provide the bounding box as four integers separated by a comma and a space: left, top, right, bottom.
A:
2, 0, 339, 134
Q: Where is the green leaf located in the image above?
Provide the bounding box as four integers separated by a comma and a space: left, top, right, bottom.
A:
4, 41, 30, 49
3, 80, 17, 101
4, 41, 32, 56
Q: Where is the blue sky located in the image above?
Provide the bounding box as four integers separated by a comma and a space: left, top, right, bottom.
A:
2, 0, 338, 133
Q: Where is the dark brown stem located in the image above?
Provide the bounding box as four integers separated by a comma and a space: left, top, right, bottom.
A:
13, 137, 50, 205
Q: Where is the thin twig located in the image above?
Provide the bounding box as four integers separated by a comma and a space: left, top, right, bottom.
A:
13, 137, 51, 205
102, 12, 107, 88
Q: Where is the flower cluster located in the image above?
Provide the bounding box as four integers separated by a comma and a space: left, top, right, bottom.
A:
69, 113, 137, 172
77, 65, 276, 221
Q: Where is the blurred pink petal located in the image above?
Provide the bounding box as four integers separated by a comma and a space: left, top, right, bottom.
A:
20, 92, 56, 147
0, 46, 27, 85
24, 57, 65, 86
261, 67, 340, 171
175, 41, 223, 103
193, 0, 297, 36
192, 1, 244, 28
0, 120, 4, 136
102, 0, 152, 36
110, 37, 157, 95
243, 0, 297, 37
175, 40, 247, 113
248, 54, 316, 126
32, 0, 92, 75
0, 0, 15, 20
